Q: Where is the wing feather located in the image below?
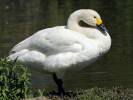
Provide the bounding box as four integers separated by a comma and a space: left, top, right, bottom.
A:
10, 26, 85, 56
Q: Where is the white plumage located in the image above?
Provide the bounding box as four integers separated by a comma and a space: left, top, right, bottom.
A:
9, 9, 111, 96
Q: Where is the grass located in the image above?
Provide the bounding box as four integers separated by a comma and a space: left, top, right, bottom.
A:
0, 57, 133, 100
43, 87, 133, 100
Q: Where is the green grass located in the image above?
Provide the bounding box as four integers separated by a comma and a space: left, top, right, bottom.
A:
0, 57, 133, 100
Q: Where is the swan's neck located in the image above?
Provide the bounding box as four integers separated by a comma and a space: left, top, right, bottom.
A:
67, 10, 95, 38
67, 11, 82, 33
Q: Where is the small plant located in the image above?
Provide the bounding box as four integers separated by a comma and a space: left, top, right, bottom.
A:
0, 57, 32, 100
37, 89, 45, 96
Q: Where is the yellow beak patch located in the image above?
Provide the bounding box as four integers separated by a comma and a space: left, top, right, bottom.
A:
96, 18, 102, 25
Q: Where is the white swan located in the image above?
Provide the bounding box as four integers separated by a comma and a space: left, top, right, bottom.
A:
9, 9, 111, 97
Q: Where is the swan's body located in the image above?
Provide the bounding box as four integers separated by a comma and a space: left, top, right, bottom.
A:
9, 9, 111, 97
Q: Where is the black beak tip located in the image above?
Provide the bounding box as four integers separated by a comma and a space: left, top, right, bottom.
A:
97, 23, 109, 33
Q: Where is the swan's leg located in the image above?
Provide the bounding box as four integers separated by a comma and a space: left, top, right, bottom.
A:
53, 74, 65, 97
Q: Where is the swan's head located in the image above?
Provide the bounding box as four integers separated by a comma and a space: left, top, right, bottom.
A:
68, 9, 108, 32
80, 9, 108, 32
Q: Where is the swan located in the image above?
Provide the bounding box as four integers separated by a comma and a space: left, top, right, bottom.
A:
9, 9, 111, 97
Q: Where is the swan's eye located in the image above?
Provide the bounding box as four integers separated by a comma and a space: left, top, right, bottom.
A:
94, 16, 96, 18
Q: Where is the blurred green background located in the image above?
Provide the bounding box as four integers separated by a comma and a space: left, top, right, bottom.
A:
0, 0, 133, 91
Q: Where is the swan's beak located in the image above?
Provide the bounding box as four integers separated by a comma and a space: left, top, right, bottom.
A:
96, 18, 108, 32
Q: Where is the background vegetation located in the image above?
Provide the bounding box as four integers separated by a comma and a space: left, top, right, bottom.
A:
0, 57, 32, 99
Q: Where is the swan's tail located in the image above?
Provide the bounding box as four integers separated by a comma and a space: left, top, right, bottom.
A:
8, 49, 29, 61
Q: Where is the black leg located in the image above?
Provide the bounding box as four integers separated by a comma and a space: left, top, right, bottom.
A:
53, 74, 65, 97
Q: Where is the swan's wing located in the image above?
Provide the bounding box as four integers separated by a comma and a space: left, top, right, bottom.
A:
9, 26, 90, 72
9, 36, 31, 55
30, 27, 85, 55
10, 26, 85, 56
